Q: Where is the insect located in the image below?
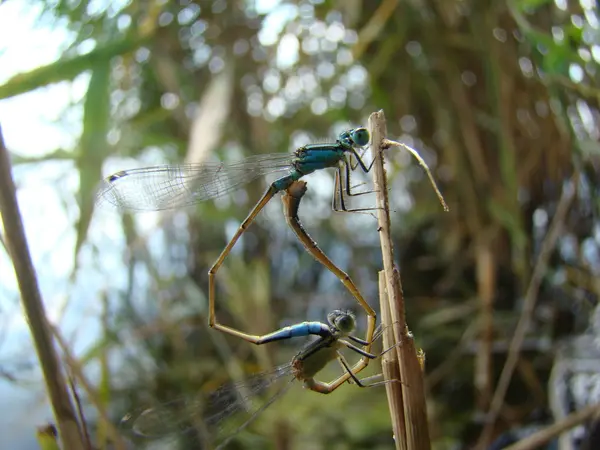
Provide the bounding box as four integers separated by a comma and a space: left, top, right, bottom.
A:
98, 128, 381, 360
98, 128, 447, 390
121, 309, 393, 449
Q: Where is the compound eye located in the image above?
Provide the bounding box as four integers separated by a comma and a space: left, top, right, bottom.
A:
334, 312, 355, 333
350, 128, 370, 147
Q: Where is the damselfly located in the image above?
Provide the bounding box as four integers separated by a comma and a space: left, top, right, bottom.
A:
98, 129, 446, 377
121, 309, 393, 449
98, 129, 382, 361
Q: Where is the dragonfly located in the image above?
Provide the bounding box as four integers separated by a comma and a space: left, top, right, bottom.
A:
121, 309, 393, 449
98, 128, 381, 364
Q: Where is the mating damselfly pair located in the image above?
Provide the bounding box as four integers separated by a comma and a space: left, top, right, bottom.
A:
99, 126, 447, 447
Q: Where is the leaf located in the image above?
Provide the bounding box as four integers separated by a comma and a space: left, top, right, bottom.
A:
73, 56, 111, 266
517, 0, 554, 11
0, 35, 149, 100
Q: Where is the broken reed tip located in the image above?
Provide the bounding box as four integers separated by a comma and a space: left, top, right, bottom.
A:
381, 139, 449, 213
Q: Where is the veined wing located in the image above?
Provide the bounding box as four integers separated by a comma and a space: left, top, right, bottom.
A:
121, 363, 294, 447
97, 153, 294, 212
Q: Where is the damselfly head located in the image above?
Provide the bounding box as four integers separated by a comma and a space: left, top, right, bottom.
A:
349, 128, 370, 147
327, 309, 356, 334
338, 127, 370, 148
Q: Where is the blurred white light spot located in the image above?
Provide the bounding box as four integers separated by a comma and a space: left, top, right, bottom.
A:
311, 97, 328, 115
329, 85, 346, 104
158, 11, 174, 27
571, 15, 584, 29
518, 57, 534, 77
569, 63, 584, 83
277, 33, 299, 69
592, 45, 600, 63
247, 92, 263, 116
263, 69, 282, 93
267, 96, 286, 118
117, 14, 131, 31
461, 70, 477, 86
321, 39, 337, 52
317, 61, 335, 79
554, 0, 567, 11
178, 5, 200, 25
233, 39, 249, 55
193, 44, 211, 66
343, 29, 358, 44
326, 22, 345, 42
309, 21, 326, 38
346, 65, 368, 88
336, 48, 353, 65
135, 47, 150, 63
161, 93, 180, 110
209, 56, 225, 73
258, 4, 298, 46
299, 2, 314, 19
552, 26, 564, 42
578, 48, 591, 61
493, 28, 507, 42
190, 20, 207, 36
406, 41, 422, 57
348, 93, 365, 110
302, 36, 319, 54
300, 71, 318, 92
400, 115, 417, 133
533, 208, 548, 228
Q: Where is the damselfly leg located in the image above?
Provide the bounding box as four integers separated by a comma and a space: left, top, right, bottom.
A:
281, 180, 377, 380
122, 310, 396, 448
206, 129, 374, 341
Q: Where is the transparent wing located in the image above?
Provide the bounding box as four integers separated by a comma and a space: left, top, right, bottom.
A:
120, 364, 294, 447
97, 153, 295, 211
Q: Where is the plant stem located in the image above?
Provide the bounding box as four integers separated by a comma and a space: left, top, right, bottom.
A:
0, 125, 85, 449
370, 110, 431, 450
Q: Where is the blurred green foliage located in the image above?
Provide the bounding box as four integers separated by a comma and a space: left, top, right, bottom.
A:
3, 0, 600, 448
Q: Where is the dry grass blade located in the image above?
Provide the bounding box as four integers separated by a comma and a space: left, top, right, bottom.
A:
477, 173, 579, 448
503, 402, 600, 450
0, 125, 85, 449
383, 138, 449, 212
50, 326, 128, 450
353, 0, 399, 59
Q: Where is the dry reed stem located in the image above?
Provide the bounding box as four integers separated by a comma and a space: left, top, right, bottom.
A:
51, 326, 128, 450
0, 125, 85, 449
503, 402, 600, 450
477, 173, 578, 448
353, 0, 399, 59
379, 271, 407, 450
369, 110, 431, 450
475, 241, 495, 411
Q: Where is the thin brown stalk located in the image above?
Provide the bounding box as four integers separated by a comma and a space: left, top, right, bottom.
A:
51, 326, 128, 450
477, 173, 578, 448
425, 321, 479, 392
67, 374, 93, 450
379, 271, 406, 450
353, 0, 399, 59
369, 110, 431, 450
475, 240, 495, 411
503, 402, 600, 450
0, 125, 85, 449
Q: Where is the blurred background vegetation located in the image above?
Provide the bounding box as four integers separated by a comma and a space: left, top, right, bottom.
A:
1, 0, 600, 449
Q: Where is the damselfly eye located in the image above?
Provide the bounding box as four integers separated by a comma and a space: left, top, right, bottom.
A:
350, 128, 370, 147
334, 311, 356, 333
